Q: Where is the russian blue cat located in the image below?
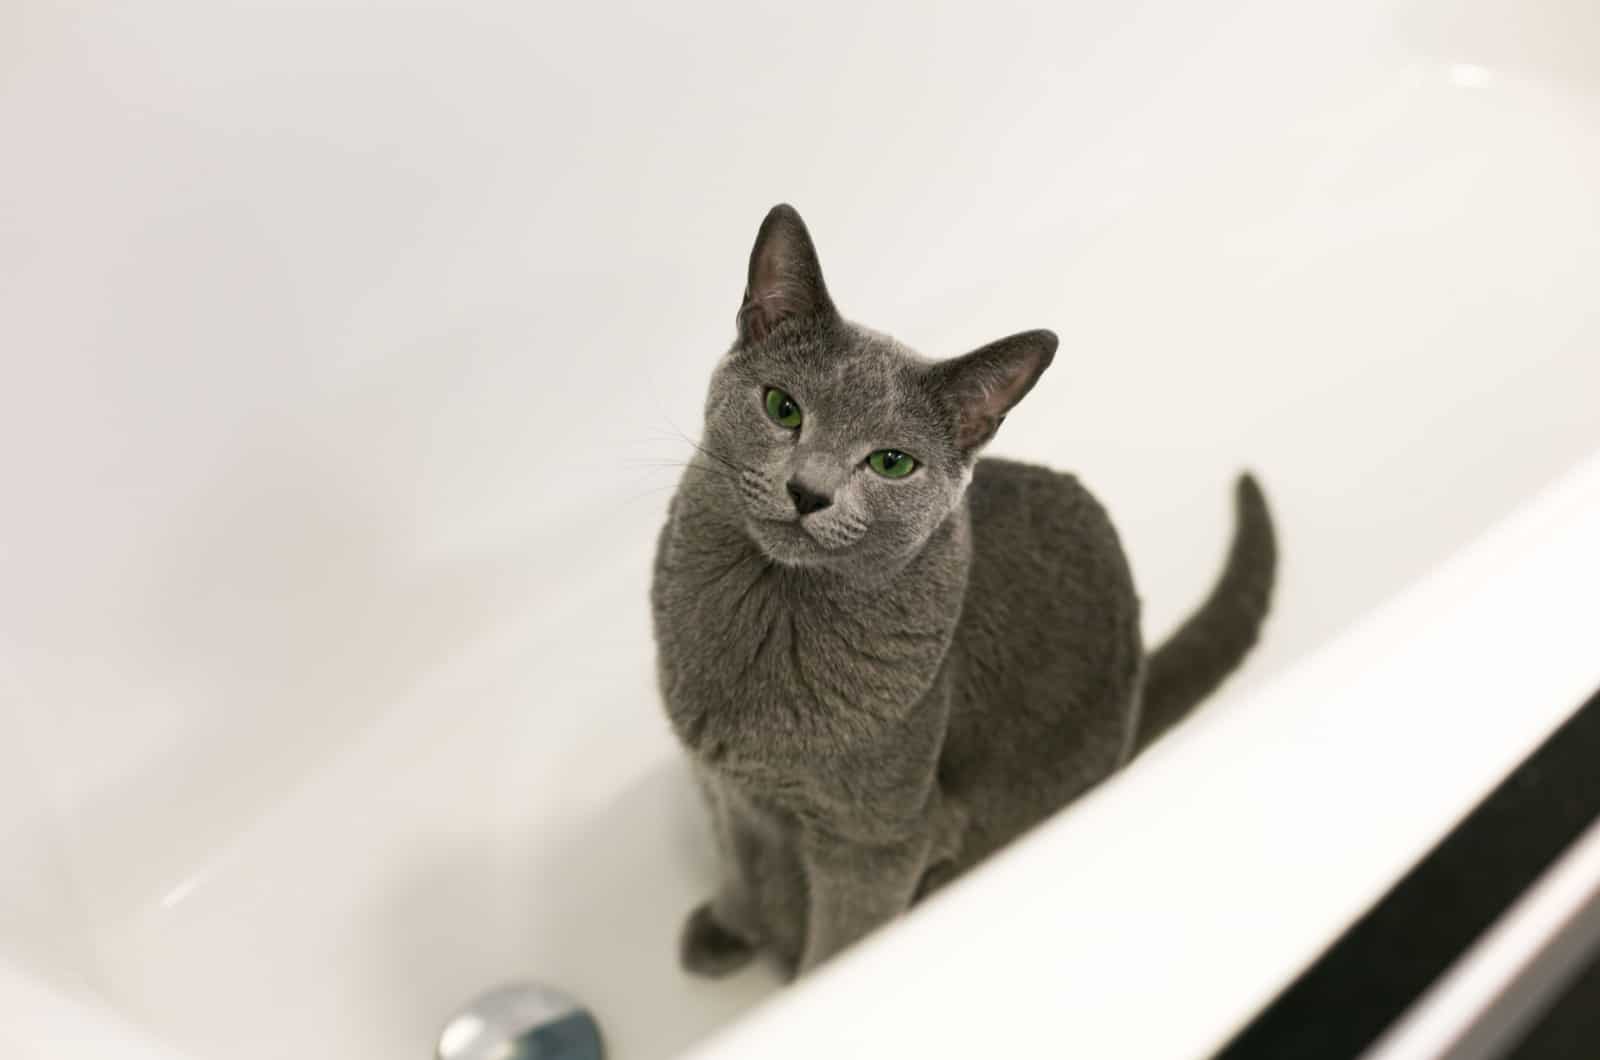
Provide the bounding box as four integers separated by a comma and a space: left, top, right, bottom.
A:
651, 205, 1276, 978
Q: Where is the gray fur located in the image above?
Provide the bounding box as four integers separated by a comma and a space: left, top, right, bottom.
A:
651, 204, 1277, 978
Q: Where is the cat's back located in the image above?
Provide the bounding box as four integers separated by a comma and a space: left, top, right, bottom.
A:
961, 458, 1139, 648
964, 458, 1132, 591
944, 458, 1144, 861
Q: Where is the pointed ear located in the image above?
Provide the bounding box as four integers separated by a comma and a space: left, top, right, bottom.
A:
929, 329, 1058, 453
736, 204, 836, 344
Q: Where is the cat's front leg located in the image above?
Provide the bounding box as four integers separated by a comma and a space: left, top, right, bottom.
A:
797, 828, 931, 975
680, 899, 758, 977
682, 774, 765, 977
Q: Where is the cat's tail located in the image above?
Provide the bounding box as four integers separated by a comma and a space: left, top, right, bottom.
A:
1134, 473, 1277, 754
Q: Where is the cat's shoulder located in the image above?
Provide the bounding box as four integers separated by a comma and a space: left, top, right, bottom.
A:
967, 457, 1120, 550
969, 457, 1094, 510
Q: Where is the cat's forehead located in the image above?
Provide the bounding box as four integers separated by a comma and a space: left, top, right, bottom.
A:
757, 324, 933, 412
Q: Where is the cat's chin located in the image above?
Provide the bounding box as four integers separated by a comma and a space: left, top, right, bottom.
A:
744, 518, 847, 569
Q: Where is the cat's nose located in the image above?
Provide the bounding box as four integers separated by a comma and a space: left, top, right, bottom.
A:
786, 478, 833, 516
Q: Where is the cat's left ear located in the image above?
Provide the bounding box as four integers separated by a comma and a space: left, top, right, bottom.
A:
736, 204, 837, 345
929, 330, 1058, 454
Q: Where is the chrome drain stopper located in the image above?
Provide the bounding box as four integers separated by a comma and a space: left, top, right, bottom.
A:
435, 982, 603, 1060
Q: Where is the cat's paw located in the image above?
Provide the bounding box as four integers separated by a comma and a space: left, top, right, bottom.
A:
680, 903, 756, 977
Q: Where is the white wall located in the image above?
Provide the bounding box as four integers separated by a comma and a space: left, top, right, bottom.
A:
3, 0, 1598, 1020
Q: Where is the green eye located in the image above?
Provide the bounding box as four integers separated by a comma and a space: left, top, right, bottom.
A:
868, 449, 917, 479
764, 387, 802, 429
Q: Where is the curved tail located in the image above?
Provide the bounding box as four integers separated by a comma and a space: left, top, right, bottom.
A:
1134, 473, 1278, 754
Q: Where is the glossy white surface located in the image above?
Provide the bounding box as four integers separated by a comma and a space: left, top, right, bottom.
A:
2, 0, 1598, 1057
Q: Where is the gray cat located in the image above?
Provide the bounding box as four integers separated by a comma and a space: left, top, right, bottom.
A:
651, 204, 1276, 979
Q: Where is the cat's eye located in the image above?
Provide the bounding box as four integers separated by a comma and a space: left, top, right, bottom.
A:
868, 449, 917, 479
764, 386, 802, 429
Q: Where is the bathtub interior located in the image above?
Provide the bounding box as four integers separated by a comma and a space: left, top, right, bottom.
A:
3, 0, 1600, 1057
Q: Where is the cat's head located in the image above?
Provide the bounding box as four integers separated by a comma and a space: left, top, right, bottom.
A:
700, 204, 1056, 575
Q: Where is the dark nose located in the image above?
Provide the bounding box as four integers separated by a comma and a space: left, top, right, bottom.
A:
786, 478, 833, 516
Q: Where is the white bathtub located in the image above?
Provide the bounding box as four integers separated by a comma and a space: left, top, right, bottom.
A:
3, 0, 1598, 1056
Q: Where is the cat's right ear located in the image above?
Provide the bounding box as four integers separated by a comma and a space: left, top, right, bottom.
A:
735, 204, 836, 345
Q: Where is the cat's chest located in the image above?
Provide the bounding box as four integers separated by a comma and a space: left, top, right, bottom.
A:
651, 535, 957, 768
